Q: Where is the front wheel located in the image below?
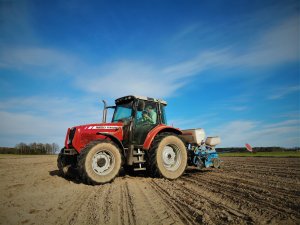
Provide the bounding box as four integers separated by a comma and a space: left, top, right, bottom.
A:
57, 149, 77, 178
78, 140, 122, 185
148, 133, 187, 179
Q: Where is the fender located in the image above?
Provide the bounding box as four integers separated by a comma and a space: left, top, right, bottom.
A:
96, 132, 125, 155
143, 125, 182, 150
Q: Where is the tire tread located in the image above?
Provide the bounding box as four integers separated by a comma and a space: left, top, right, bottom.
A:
147, 132, 186, 179
78, 140, 121, 185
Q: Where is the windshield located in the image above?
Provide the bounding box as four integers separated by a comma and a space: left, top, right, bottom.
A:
112, 102, 133, 122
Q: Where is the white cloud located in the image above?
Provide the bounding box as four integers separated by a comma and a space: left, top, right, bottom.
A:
0, 96, 108, 147
75, 61, 187, 98
167, 112, 220, 133
235, 15, 299, 67
0, 3, 298, 149
0, 96, 100, 119
75, 14, 298, 99
0, 46, 80, 74
162, 16, 299, 79
168, 118, 209, 130
264, 120, 300, 128
214, 119, 300, 147
171, 23, 201, 41
0, 111, 67, 136
76, 22, 300, 98
279, 111, 300, 119
0, 15, 298, 99
267, 85, 300, 100
162, 49, 233, 78
0, 110, 68, 146
163, 117, 300, 147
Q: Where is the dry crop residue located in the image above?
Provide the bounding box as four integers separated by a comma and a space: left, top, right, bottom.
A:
0, 155, 299, 225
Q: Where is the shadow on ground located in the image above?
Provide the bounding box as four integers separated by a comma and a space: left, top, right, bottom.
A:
49, 166, 210, 184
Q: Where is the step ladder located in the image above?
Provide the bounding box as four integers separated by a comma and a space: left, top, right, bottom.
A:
133, 148, 146, 171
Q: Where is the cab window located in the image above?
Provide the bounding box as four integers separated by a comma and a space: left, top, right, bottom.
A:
112, 102, 133, 122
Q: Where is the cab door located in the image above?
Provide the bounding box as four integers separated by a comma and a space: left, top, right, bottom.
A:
133, 100, 158, 145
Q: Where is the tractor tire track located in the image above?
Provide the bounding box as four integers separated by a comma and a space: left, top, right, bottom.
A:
197, 171, 300, 198
126, 177, 183, 225
149, 179, 203, 225
66, 179, 136, 225
181, 175, 299, 223
151, 178, 254, 225
187, 171, 300, 202
120, 180, 137, 225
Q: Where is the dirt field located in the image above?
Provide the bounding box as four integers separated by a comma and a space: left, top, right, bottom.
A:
0, 155, 299, 225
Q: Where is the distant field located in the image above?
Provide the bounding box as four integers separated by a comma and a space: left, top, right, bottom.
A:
219, 151, 300, 157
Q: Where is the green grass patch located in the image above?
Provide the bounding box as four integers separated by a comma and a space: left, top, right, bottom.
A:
219, 151, 300, 158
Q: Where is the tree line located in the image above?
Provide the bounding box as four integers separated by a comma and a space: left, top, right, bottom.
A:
0, 142, 60, 155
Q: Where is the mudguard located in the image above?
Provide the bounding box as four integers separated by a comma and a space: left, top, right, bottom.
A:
143, 125, 182, 150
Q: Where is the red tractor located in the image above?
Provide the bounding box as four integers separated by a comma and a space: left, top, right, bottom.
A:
58, 95, 221, 184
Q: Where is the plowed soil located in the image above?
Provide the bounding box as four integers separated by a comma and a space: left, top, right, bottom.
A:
0, 155, 299, 225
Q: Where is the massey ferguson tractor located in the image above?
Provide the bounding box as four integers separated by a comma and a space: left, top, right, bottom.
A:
58, 95, 221, 185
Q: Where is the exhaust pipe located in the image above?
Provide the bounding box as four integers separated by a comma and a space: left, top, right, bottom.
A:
102, 100, 107, 123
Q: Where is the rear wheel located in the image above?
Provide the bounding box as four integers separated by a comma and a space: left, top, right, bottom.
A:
78, 140, 122, 185
148, 133, 187, 179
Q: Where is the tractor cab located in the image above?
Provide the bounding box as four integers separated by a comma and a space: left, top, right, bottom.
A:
106, 95, 168, 147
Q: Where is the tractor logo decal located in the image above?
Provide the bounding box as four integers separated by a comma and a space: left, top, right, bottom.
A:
85, 126, 121, 130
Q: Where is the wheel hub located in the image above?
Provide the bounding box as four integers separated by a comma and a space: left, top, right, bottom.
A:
97, 158, 106, 167
162, 145, 181, 171
92, 151, 114, 175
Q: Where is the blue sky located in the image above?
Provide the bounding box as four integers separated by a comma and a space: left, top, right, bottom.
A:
0, 0, 299, 148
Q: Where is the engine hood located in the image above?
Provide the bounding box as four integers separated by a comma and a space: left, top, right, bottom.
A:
65, 122, 124, 152
78, 122, 123, 131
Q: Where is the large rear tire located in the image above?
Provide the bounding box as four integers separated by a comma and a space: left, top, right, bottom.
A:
78, 140, 122, 185
148, 133, 187, 179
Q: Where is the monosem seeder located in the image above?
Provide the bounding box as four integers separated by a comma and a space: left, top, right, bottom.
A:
181, 129, 221, 169
58, 95, 221, 185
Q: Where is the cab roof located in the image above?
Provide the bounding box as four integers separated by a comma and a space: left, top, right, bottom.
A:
115, 95, 167, 105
